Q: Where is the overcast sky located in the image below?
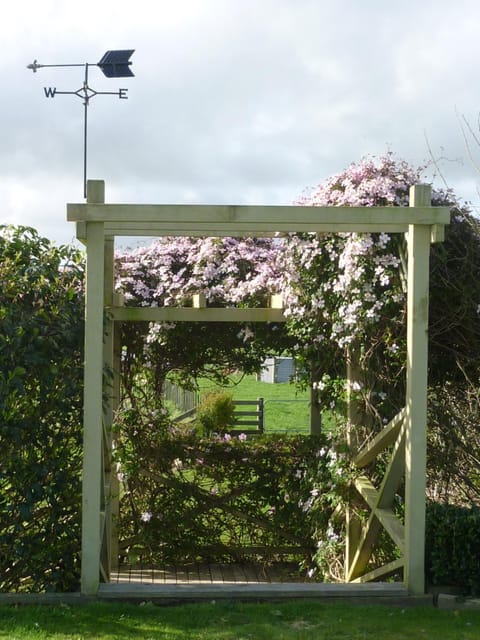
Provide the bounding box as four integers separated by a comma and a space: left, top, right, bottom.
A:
2, 0, 480, 245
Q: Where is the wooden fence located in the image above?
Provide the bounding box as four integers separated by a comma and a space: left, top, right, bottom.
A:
163, 380, 199, 412
230, 398, 264, 434
164, 381, 264, 433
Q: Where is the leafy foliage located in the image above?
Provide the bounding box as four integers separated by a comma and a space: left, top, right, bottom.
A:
282, 154, 480, 498
425, 502, 480, 595
114, 410, 353, 578
275, 154, 480, 582
0, 226, 84, 592
427, 383, 480, 505
428, 205, 480, 385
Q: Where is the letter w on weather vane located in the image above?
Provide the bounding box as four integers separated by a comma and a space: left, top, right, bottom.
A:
27, 50, 135, 198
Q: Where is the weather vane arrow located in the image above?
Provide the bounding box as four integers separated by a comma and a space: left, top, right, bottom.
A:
27, 49, 135, 198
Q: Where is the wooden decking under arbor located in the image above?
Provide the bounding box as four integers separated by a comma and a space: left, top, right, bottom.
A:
111, 561, 308, 586
102, 562, 412, 603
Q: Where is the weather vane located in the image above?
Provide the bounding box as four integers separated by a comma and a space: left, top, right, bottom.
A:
27, 50, 135, 198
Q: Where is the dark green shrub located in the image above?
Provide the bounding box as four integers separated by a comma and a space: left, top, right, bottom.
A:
425, 502, 480, 595
196, 391, 235, 435
0, 226, 84, 592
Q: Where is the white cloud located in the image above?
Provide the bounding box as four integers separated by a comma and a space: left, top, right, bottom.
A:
2, 0, 480, 243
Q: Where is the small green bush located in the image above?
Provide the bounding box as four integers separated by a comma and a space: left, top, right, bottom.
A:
196, 391, 235, 435
425, 501, 480, 595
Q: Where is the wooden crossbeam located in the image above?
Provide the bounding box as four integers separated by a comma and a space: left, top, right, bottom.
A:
102, 422, 112, 469
109, 306, 286, 323
99, 509, 109, 582
347, 513, 382, 582
76, 222, 429, 239
376, 426, 406, 510
348, 425, 406, 581
350, 558, 404, 584
354, 408, 406, 468
67, 202, 451, 230
354, 477, 405, 550
109, 292, 284, 323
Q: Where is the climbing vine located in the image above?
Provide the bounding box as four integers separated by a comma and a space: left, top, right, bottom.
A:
113, 407, 354, 580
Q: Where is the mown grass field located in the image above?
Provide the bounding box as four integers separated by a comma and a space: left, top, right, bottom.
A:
197, 373, 338, 434
1, 600, 479, 639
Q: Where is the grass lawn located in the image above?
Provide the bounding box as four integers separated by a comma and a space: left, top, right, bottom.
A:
195, 374, 338, 434
1, 600, 480, 639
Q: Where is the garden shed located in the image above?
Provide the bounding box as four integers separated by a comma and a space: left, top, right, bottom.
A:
67, 181, 450, 598
260, 356, 296, 383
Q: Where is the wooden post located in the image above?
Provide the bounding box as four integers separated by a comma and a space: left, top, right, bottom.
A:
193, 293, 206, 308
346, 342, 364, 451
270, 294, 283, 309
309, 386, 322, 435
257, 397, 265, 433
345, 343, 363, 578
404, 184, 431, 594
109, 322, 122, 570
102, 233, 115, 578
81, 181, 105, 595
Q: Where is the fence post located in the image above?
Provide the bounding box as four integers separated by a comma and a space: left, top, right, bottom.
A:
404, 184, 431, 595
258, 397, 264, 432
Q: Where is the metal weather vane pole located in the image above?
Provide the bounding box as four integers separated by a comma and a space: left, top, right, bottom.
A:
27, 50, 135, 198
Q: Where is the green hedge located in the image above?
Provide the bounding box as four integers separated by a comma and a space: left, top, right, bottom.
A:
0, 226, 84, 592
425, 502, 480, 595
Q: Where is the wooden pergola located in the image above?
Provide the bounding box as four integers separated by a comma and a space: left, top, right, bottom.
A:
67, 180, 450, 597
